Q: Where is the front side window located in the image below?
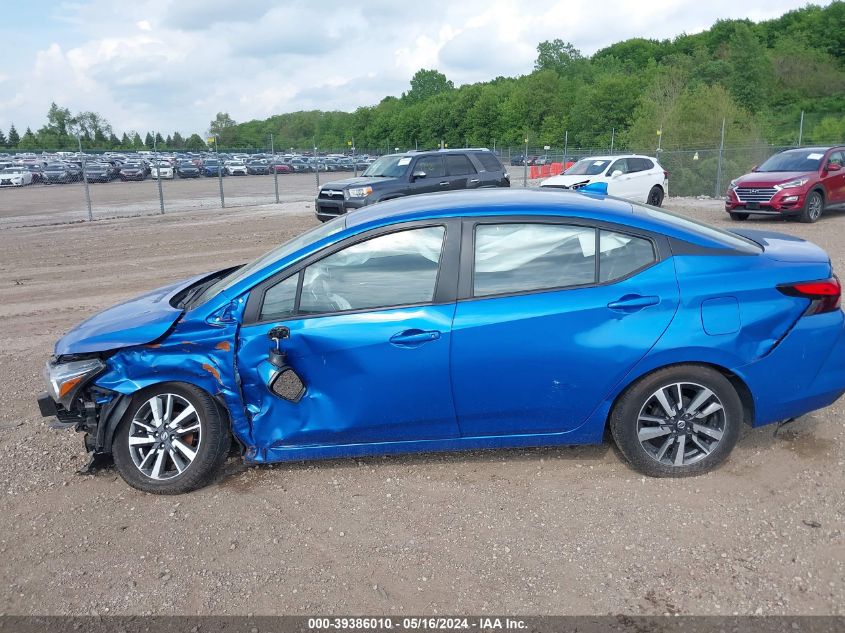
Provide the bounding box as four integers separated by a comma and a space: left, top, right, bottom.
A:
473, 224, 596, 297
608, 158, 629, 175
414, 156, 445, 178
298, 226, 446, 314
260, 275, 298, 321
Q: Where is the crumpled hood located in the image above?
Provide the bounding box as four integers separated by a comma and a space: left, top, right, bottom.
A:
54, 273, 208, 357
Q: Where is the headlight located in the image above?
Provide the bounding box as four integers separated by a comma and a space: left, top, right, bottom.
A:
774, 178, 808, 191
346, 186, 373, 199
44, 359, 105, 408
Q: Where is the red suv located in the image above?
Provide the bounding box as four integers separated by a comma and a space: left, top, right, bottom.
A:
725, 146, 845, 223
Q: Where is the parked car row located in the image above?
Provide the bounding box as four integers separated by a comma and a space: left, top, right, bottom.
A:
0, 150, 379, 187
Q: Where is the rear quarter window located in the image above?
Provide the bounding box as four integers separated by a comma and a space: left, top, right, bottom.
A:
476, 153, 504, 172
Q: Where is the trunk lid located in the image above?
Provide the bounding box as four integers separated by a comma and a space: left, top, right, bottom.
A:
730, 229, 831, 264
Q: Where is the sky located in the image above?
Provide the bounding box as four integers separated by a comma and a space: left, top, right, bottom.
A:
0, 0, 830, 137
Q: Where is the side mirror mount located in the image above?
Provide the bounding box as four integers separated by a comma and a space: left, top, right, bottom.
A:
268, 326, 290, 368
611, 170, 623, 178
751, 165, 759, 172
827, 162, 842, 172
412, 170, 426, 181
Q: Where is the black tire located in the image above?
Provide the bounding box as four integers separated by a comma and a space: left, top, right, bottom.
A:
646, 185, 664, 207
112, 382, 230, 494
609, 365, 742, 477
729, 212, 749, 221
800, 190, 824, 223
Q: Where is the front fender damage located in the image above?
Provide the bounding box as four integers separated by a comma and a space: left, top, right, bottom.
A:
90, 300, 256, 458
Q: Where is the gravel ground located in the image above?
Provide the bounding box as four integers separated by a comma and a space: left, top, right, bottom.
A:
0, 194, 843, 616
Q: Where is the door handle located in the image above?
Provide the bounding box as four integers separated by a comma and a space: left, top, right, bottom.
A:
469, 178, 480, 184
439, 181, 450, 186
389, 329, 441, 346
607, 295, 659, 312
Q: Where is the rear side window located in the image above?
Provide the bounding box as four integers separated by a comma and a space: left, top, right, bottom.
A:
599, 231, 656, 282
628, 158, 654, 172
476, 153, 503, 172
445, 154, 477, 176
608, 158, 629, 174
473, 224, 596, 297
260, 274, 298, 321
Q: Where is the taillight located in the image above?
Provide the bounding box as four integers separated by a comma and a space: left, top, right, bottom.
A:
663, 170, 669, 179
778, 277, 841, 315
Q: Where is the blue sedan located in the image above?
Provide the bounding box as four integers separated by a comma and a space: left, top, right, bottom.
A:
38, 188, 845, 493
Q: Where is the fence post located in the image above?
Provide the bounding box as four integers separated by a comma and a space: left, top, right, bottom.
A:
270, 133, 279, 204
153, 133, 165, 214
563, 131, 568, 165
314, 145, 320, 187
77, 135, 93, 221
798, 110, 804, 147
523, 138, 528, 188
714, 118, 726, 199
610, 128, 615, 154
352, 136, 357, 178
216, 135, 225, 208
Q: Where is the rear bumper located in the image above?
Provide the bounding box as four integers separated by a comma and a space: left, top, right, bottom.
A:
737, 310, 845, 426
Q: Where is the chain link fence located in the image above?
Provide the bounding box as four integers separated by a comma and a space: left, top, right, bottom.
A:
1, 133, 842, 227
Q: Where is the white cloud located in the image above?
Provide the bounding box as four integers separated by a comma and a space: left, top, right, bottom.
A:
0, 0, 831, 136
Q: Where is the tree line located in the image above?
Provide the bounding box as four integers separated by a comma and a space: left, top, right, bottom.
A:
2, 2, 843, 155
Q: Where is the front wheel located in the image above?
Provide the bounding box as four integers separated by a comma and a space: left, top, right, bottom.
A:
729, 212, 749, 221
112, 383, 231, 494
610, 365, 742, 477
646, 185, 664, 207
800, 190, 824, 223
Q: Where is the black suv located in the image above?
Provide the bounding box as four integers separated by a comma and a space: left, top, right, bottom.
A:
314, 149, 510, 222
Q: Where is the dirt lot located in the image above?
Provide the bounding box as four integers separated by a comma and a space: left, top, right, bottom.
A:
0, 194, 843, 616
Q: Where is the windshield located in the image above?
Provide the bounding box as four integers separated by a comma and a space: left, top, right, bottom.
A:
123, 162, 142, 168
2, 168, 23, 173
191, 218, 346, 307
757, 150, 827, 172
204, 160, 218, 166
564, 159, 611, 176
46, 163, 66, 169
362, 155, 410, 178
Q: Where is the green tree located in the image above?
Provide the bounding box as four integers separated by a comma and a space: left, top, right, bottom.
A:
185, 133, 207, 150
172, 131, 185, 149
403, 69, 454, 102
0, 128, 6, 147
19, 127, 38, 150
132, 132, 143, 148
209, 112, 237, 145
534, 39, 584, 75
120, 132, 131, 148
7, 124, 20, 147
144, 132, 154, 148
725, 23, 773, 113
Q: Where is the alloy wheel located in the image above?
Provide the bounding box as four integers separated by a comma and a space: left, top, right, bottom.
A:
808, 193, 823, 221
128, 393, 202, 480
636, 382, 726, 467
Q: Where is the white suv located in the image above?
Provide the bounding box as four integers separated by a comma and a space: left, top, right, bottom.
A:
225, 160, 248, 176
540, 154, 668, 206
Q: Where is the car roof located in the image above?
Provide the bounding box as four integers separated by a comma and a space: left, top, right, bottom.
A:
573, 154, 655, 161
344, 188, 743, 250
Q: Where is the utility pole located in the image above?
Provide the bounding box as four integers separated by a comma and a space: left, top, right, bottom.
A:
352, 136, 357, 178
270, 133, 279, 204
715, 118, 726, 198
610, 128, 615, 154
798, 110, 805, 147
78, 135, 93, 221
153, 133, 164, 214
314, 143, 320, 187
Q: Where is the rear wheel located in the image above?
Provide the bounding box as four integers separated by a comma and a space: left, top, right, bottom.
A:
112, 383, 230, 494
610, 365, 742, 477
800, 190, 824, 223
647, 185, 664, 207
729, 212, 749, 221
